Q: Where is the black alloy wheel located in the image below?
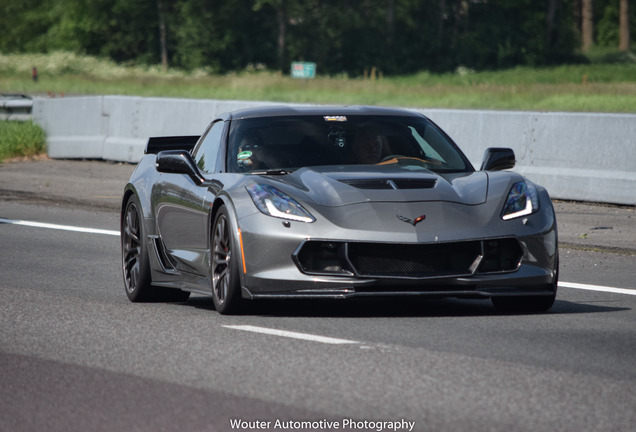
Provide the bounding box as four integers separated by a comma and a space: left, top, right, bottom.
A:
211, 206, 242, 314
122, 194, 190, 303
122, 195, 152, 301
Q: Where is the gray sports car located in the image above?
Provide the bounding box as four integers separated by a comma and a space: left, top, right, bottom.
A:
121, 106, 558, 314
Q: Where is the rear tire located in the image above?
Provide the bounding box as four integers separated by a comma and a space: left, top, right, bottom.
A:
211, 206, 242, 314
122, 195, 190, 303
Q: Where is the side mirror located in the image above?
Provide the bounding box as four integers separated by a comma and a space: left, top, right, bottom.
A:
480, 148, 515, 171
156, 150, 205, 185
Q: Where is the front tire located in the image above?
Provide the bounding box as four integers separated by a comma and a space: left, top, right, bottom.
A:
211, 206, 242, 314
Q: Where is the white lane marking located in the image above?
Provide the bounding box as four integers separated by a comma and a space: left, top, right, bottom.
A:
223, 325, 359, 345
0, 218, 119, 236
6, 216, 633, 298
559, 281, 636, 296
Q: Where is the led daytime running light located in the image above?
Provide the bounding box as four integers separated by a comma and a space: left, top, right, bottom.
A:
247, 184, 315, 223
502, 181, 539, 220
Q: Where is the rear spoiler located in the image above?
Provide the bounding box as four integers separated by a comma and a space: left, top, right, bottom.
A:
145, 135, 200, 155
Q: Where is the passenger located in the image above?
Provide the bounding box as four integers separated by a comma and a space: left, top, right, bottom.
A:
351, 131, 383, 164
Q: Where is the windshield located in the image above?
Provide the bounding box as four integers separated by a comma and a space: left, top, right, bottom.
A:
226, 115, 472, 174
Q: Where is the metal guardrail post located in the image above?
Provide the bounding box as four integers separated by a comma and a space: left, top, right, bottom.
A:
0, 94, 34, 121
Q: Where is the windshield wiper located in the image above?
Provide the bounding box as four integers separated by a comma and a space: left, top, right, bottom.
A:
251, 169, 293, 175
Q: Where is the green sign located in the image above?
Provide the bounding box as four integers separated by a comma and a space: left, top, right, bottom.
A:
291, 62, 316, 79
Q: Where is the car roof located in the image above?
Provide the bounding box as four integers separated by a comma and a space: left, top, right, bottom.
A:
223, 105, 426, 121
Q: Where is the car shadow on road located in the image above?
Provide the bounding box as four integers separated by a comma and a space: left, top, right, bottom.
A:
185, 296, 629, 318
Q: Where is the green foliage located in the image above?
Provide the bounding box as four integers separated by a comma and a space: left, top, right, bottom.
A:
597, 0, 621, 47
0, 0, 607, 76
0, 121, 46, 162
0, 0, 56, 52
456, 0, 582, 69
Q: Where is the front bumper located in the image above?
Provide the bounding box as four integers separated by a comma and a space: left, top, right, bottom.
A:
237, 201, 558, 300
241, 258, 556, 300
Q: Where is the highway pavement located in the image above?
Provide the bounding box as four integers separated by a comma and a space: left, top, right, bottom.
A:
1, 157, 635, 432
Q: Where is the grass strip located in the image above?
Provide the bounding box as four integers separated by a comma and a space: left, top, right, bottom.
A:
0, 121, 46, 162
1, 51, 635, 113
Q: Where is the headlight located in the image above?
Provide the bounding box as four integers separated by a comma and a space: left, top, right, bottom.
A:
501, 181, 539, 220
246, 184, 315, 223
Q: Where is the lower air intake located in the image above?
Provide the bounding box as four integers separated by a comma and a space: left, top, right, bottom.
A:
295, 238, 523, 278
348, 241, 482, 278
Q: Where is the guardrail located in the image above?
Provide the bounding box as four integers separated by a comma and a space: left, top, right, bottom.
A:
32, 96, 636, 205
0, 94, 33, 121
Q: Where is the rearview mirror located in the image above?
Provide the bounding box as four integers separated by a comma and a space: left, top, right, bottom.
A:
480, 148, 515, 171
156, 150, 205, 185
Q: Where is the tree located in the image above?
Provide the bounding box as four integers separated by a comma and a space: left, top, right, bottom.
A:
157, 0, 168, 70
276, 0, 287, 72
253, 0, 291, 72
0, 0, 60, 53
619, 0, 630, 51
386, 0, 395, 46
0, 0, 599, 76
582, 0, 594, 51
547, 0, 558, 47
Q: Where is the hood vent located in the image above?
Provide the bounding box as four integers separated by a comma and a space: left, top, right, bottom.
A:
340, 178, 437, 190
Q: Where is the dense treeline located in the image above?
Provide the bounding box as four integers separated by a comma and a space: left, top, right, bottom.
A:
0, 0, 633, 76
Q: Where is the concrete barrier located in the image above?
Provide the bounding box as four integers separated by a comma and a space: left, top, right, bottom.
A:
419, 109, 636, 205
32, 96, 636, 205
33, 96, 284, 162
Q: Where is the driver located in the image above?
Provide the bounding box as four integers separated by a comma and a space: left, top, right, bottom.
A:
236, 130, 277, 171
351, 131, 383, 164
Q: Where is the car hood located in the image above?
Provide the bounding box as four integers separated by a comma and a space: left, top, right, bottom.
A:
272, 165, 488, 207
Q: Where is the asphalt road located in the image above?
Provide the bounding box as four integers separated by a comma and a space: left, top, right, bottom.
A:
1, 159, 635, 432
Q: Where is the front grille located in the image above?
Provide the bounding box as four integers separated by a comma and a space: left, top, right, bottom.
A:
295, 238, 523, 278
348, 241, 481, 277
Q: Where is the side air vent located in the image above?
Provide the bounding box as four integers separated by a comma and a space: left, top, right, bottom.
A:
151, 236, 178, 271
340, 178, 436, 190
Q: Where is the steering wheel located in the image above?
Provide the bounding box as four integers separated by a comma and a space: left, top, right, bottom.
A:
380, 154, 406, 163
378, 155, 443, 166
